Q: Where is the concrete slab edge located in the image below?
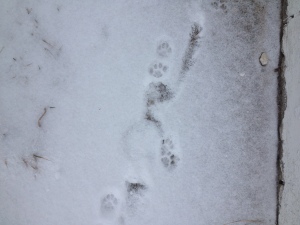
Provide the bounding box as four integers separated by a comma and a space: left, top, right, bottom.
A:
277, 0, 287, 224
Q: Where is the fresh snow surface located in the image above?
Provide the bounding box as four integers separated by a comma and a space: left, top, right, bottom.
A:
0, 1, 280, 225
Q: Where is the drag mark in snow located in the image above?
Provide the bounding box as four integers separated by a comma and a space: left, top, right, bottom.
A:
180, 23, 202, 76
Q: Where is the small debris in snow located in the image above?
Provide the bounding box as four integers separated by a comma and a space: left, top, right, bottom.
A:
259, 52, 268, 66
38, 107, 47, 127
26, 8, 32, 14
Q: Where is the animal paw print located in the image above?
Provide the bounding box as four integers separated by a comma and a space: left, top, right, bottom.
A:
148, 62, 168, 78
157, 41, 172, 57
146, 82, 173, 106
211, 0, 228, 13
161, 139, 180, 169
101, 194, 118, 214
126, 181, 146, 196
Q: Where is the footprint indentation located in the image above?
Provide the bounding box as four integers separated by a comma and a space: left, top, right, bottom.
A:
161, 139, 180, 169
146, 82, 173, 106
145, 110, 161, 127
211, 0, 228, 13
101, 194, 118, 214
126, 181, 146, 196
157, 41, 172, 57
148, 62, 168, 78
125, 181, 148, 215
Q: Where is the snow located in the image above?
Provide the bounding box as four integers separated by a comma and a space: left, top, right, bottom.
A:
0, 1, 280, 225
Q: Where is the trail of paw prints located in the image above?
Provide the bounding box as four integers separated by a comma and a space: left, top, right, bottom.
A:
156, 40, 172, 58
161, 138, 180, 170
148, 61, 168, 78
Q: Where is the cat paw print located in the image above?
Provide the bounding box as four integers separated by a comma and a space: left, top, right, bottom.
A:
157, 41, 172, 57
211, 0, 228, 13
161, 139, 180, 169
148, 62, 168, 78
101, 194, 119, 215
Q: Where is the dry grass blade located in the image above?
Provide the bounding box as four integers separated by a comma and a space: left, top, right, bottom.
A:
38, 107, 47, 127
22, 158, 29, 167
33, 154, 49, 161
42, 39, 54, 47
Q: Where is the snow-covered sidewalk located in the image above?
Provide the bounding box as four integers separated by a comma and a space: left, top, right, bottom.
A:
0, 1, 280, 225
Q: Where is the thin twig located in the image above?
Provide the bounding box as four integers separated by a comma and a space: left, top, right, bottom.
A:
33, 154, 49, 161
38, 107, 47, 127
0, 46, 4, 54
22, 158, 28, 167
42, 39, 53, 48
30, 164, 38, 170
224, 219, 262, 225
44, 48, 54, 57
